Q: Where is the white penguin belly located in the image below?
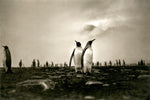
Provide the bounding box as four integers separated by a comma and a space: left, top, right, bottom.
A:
84, 48, 93, 67
3, 55, 8, 72
74, 48, 82, 68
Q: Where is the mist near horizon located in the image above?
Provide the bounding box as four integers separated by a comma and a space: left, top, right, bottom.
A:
0, 0, 150, 67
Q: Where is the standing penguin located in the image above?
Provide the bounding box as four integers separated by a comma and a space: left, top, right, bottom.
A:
2, 46, 12, 73
19, 59, 22, 68
81, 39, 95, 74
69, 40, 83, 73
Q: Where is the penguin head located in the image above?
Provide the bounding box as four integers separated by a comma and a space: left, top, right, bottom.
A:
75, 40, 81, 47
2, 46, 9, 49
88, 39, 96, 46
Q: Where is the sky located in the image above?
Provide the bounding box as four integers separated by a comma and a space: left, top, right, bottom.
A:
0, 0, 150, 67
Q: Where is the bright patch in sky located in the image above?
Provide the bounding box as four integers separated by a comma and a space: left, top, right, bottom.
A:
88, 20, 100, 27
99, 19, 111, 30
87, 18, 111, 30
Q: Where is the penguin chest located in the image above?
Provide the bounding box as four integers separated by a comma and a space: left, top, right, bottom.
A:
2, 50, 8, 71
74, 48, 82, 66
84, 48, 93, 65
3, 56, 7, 67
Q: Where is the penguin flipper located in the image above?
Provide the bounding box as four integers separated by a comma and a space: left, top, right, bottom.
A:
69, 49, 75, 67
81, 47, 87, 69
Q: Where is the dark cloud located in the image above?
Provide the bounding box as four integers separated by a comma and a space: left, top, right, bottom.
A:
83, 24, 96, 32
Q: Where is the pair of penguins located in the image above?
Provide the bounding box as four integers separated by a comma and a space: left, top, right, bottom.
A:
69, 39, 95, 74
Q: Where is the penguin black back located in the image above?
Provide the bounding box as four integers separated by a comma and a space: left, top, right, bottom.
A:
3, 46, 12, 73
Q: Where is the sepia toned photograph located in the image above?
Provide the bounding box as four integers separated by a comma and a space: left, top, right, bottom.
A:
0, 0, 150, 100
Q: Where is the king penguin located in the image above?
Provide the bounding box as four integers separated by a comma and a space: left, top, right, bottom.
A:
2, 46, 12, 73
69, 40, 83, 73
81, 39, 95, 74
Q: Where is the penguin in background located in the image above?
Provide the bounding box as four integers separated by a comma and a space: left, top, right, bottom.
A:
81, 39, 95, 74
69, 40, 83, 73
2, 46, 12, 73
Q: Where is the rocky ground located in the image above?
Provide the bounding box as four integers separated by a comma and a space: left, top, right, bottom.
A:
0, 66, 150, 100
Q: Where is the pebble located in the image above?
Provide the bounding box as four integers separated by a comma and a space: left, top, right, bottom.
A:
85, 81, 103, 85
48, 75, 61, 79
102, 84, 109, 87
84, 96, 95, 100
31, 76, 43, 79
137, 75, 150, 79
76, 74, 83, 78
97, 99, 105, 100
94, 70, 100, 73
122, 95, 130, 100
8, 89, 16, 94
112, 82, 116, 85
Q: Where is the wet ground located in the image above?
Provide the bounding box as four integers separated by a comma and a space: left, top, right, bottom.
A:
0, 66, 150, 100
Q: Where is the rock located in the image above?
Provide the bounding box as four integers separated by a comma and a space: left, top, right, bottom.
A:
136, 70, 148, 73
112, 82, 116, 85
137, 75, 150, 79
60, 75, 66, 78
94, 69, 100, 73
84, 96, 95, 100
128, 75, 135, 78
67, 73, 73, 77
122, 95, 130, 100
103, 73, 109, 76
85, 81, 103, 85
76, 74, 83, 78
45, 69, 49, 71
16, 79, 55, 91
102, 84, 109, 87
56, 71, 64, 74
123, 69, 132, 72
48, 75, 61, 79
31, 76, 43, 79
8, 89, 16, 94
97, 99, 105, 100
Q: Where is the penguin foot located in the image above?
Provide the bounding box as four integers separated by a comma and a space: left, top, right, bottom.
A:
76, 71, 82, 74
83, 73, 87, 76
6, 70, 13, 74
87, 72, 91, 76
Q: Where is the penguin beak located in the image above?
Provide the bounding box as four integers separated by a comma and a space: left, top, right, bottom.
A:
92, 39, 96, 42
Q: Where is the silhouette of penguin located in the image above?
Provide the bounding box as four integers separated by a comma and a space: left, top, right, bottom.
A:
69, 40, 83, 73
19, 59, 22, 68
81, 39, 95, 74
2, 46, 12, 73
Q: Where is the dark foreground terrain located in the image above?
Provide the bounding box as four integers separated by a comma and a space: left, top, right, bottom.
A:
0, 66, 150, 100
